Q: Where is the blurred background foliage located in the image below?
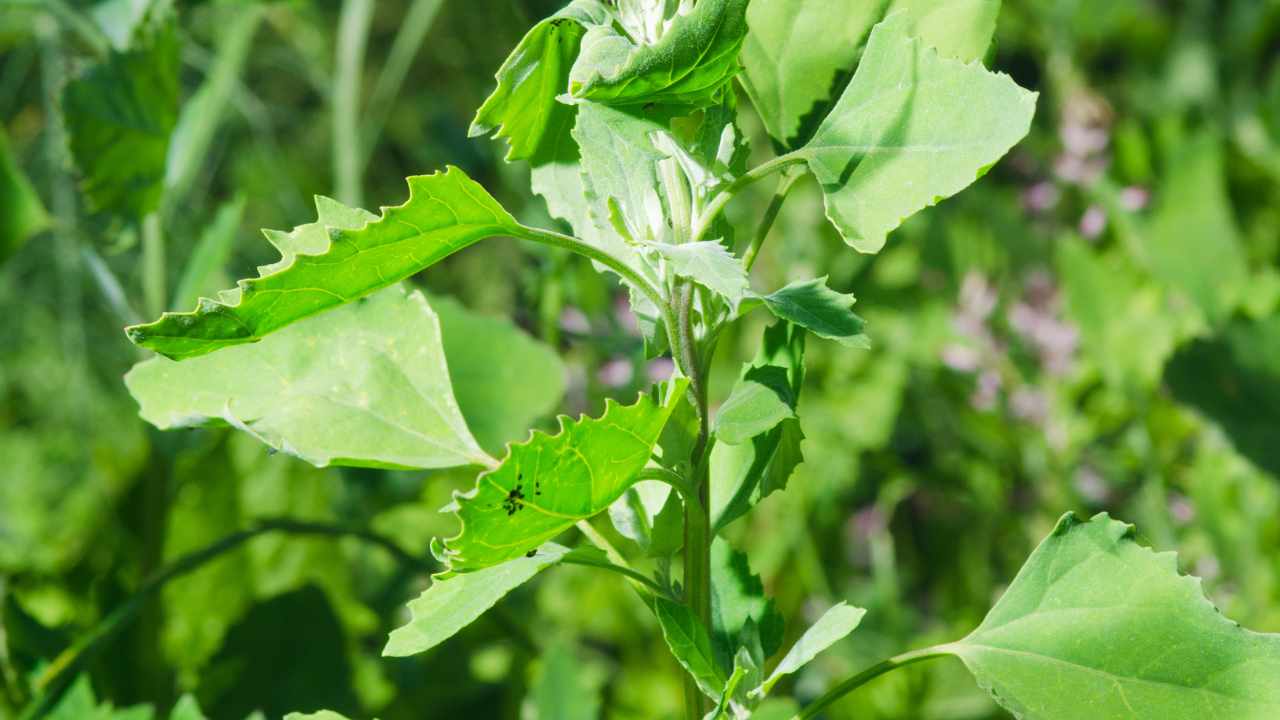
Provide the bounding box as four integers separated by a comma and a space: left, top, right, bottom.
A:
1, 0, 1279, 718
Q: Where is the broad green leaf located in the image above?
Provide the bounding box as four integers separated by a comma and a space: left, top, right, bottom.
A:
527, 642, 605, 720
885, 0, 1001, 62
759, 277, 867, 347
1145, 132, 1247, 326
126, 167, 526, 360
949, 513, 1280, 720
383, 543, 569, 657
172, 198, 244, 308
714, 366, 796, 445
0, 128, 49, 261
469, 0, 609, 160
432, 295, 567, 452
651, 241, 750, 308
710, 538, 784, 670
569, 0, 749, 107
125, 286, 493, 470
62, 15, 179, 219
739, 0, 883, 147
442, 378, 689, 571
798, 11, 1036, 253
655, 597, 726, 701
574, 102, 672, 248
1165, 316, 1280, 479
710, 322, 806, 532
754, 602, 865, 696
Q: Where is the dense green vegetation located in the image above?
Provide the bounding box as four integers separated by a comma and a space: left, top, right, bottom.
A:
2, 1, 1279, 718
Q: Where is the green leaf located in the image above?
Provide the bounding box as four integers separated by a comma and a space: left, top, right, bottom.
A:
1145, 132, 1247, 326
714, 366, 796, 445
711, 648, 755, 719
710, 539, 785, 670
798, 11, 1036, 253
739, 0, 884, 147
710, 322, 806, 532
383, 543, 569, 657
62, 14, 180, 219
655, 596, 726, 701
442, 378, 689, 571
609, 480, 684, 557
283, 712, 355, 720
126, 167, 527, 360
125, 286, 493, 470
469, 0, 609, 160
167, 696, 206, 720
885, 0, 1001, 62
0, 128, 49, 262
569, 0, 749, 107
759, 277, 867, 347
574, 102, 672, 247
651, 241, 750, 308
527, 642, 605, 720
433, 295, 567, 452
755, 602, 865, 697
172, 198, 244, 308
1165, 316, 1280, 479
949, 512, 1280, 719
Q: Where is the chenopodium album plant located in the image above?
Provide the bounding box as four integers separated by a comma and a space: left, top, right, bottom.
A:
124, 0, 1280, 718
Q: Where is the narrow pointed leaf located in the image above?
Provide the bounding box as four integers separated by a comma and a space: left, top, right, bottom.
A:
569, 0, 749, 107
949, 513, 1280, 720
126, 167, 527, 360
383, 543, 569, 657
799, 11, 1036, 253
125, 286, 492, 470
756, 602, 865, 696
759, 277, 867, 347
442, 378, 689, 571
655, 597, 726, 701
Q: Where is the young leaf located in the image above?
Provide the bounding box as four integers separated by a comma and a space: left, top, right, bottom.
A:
441, 378, 689, 572
569, 0, 749, 107
383, 543, 569, 657
714, 366, 796, 445
948, 513, 1280, 719
433, 295, 567, 453
797, 11, 1036, 253
710, 539, 785, 670
62, 15, 180, 219
468, 0, 610, 160
127, 167, 526, 360
574, 102, 672, 247
125, 286, 494, 470
759, 277, 867, 347
0, 128, 49, 262
754, 602, 866, 697
651, 241, 750, 309
654, 597, 726, 701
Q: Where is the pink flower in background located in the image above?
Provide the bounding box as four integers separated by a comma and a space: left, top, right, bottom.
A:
559, 306, 590, 335
597, 358, 634, 388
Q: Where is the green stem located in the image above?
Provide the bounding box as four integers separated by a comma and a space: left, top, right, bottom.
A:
636, 467, 696, 500
19, 519, 430, 720
691, 150, 809, 244
743, 165, 804, 272
333, 0, 374, 207
359, 0, 444, 173
561, 542, 675, 601
789, 645, 955, 720
141, 213, 165, 317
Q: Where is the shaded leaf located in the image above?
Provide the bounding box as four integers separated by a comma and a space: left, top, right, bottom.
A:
383, 544, 569, 657
125, 286, 493, 470
949, 513, 1280, 719
655, 597, 726, 701
755, 602, 865, 696
798, 11, 1036, 253
442, 378, 689, 571
759, 277, 867, 347
609, 480, 683, 557
710, 538, 784, 671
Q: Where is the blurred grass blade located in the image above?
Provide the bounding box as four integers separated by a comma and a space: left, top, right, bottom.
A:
171, 198, 245, 309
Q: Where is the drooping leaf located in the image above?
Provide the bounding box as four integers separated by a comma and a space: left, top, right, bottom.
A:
125, 286, 493, 470
948, 513, 1280, 719
1145, 132, 1248, 326
710, 322, 806, 532
754, 602, 865, 697
62, 14, 180, 219
569, 0, 749, 107
651, 241, 750, 309
758, 277, 867, 347
127, 167, 527, 360
714, 366, 796, 445
655, 597, 726, 701
0, 128, 49, 262
172, 197, 244, 308
1165, 316, 1280, 479
526, 642, 605, 720
442, 378, 689, 571
432, 295, 567, 452
710, 538, 785, 670
383, 544, 569, 657
469, 0, 609, 160
798, 11, 1036, 253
